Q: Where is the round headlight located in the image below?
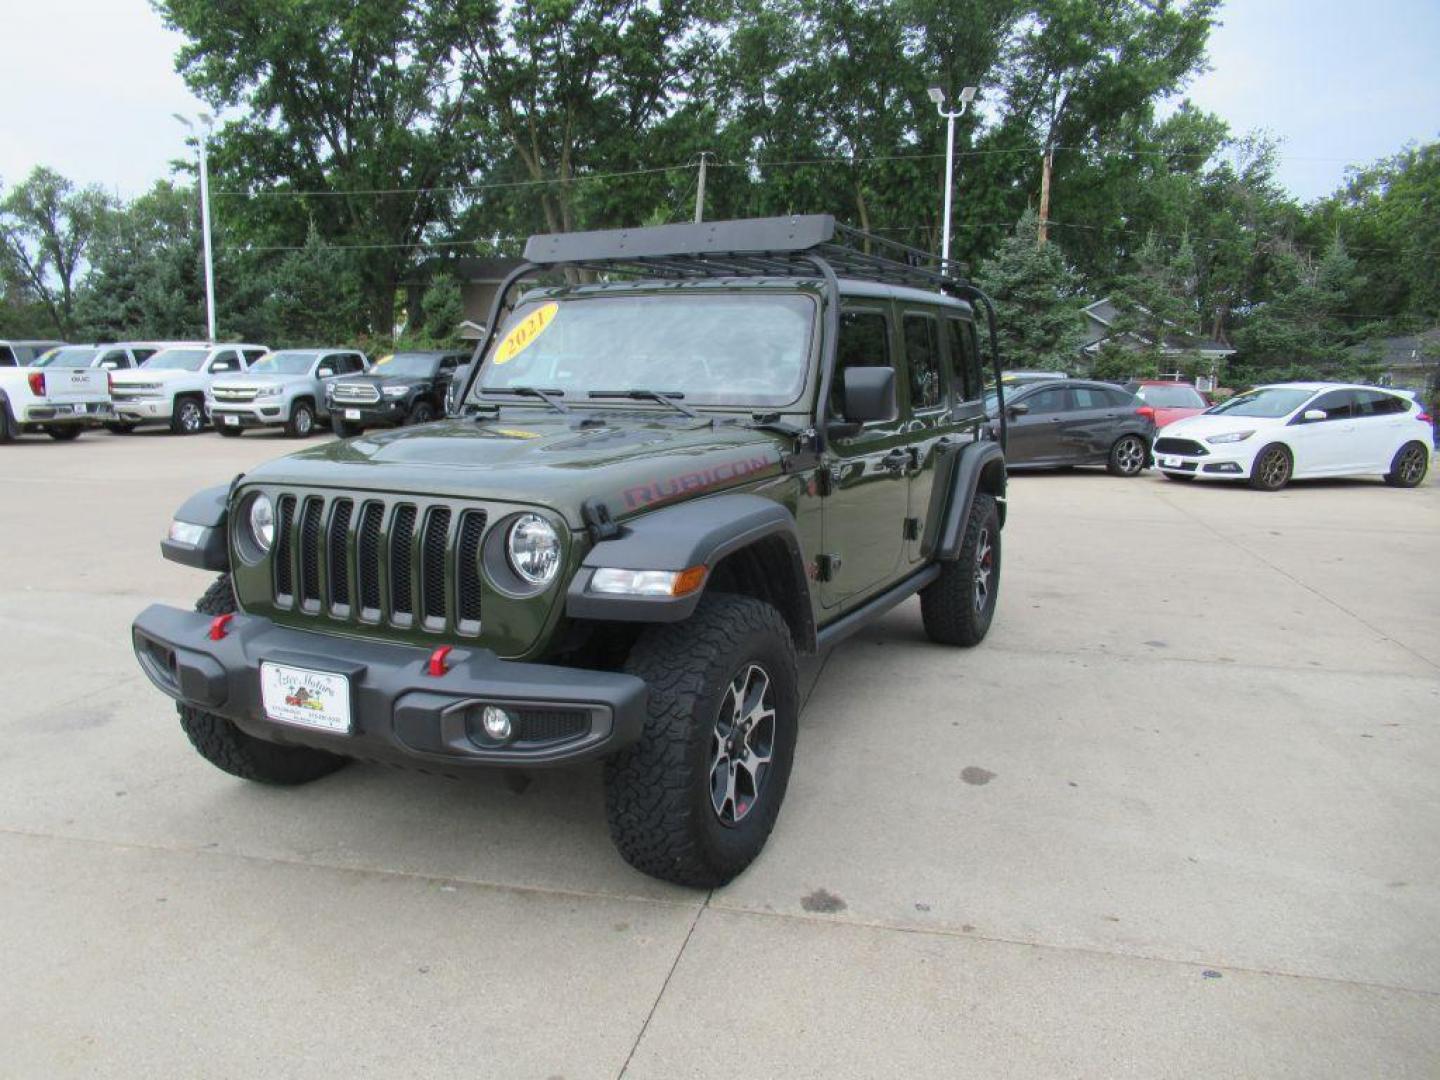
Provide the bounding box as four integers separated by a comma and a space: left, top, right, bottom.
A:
506, 514, 560, 585
249, 494, 275, 553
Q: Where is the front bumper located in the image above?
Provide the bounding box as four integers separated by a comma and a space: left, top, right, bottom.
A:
330, 399, 408, 426
132, 604, 648, 768
24, 401, 114, 424
1153, 446, 1251, 479
208, 402, 287, 428
114, 397, 173, 422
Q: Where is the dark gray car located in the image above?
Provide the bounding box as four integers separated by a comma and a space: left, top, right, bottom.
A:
987, 378, 1155, 476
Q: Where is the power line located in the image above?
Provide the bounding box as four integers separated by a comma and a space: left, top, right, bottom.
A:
213, 162, 692, 198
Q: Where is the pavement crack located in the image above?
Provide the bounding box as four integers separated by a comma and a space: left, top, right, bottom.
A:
618, 890, 710, 1078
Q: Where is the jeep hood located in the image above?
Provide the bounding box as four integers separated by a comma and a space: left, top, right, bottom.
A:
243, 414, 787, 526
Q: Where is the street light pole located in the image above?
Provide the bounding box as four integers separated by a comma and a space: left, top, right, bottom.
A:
926, 85, 977, 275
174, 112, 217, 341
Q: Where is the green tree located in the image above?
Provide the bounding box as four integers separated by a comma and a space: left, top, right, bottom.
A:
1231, 237, 1358, 379
975, 208, 1086, 370
1106, 230, 1200, 372
261, 224, 367, 346
0, 166, 112, 337
417, 273, 462, 346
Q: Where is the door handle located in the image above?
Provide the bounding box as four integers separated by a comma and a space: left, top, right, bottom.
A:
1048, 417, 1063, 423
882, 448, 912, 473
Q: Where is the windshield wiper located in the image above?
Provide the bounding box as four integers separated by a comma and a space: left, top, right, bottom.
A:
480, 386, 570, 414
588, 389, 697, 418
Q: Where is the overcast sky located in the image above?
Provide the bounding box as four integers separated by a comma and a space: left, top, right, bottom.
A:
2, 0, 1438, 204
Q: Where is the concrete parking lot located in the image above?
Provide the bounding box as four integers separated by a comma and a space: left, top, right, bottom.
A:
1, 428, 1437, 1078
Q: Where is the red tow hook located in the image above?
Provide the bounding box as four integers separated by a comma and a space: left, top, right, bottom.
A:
208, 613, 234, 641
427, 645, 454, 677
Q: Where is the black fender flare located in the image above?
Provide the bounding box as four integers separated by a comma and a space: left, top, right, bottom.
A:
161, 483, 231, 571
565, 493, 815, 647
931, 441, 1007, 561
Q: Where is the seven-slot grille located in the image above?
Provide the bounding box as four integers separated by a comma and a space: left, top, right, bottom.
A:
212, 386, 259, 402
264, 492, 487, 635
332, 382, 381, 404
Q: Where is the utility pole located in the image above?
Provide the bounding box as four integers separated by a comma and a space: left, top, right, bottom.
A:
174, 112, 218, 341
694, 152, 709, 224
1037, 144, 1054, 248
925, 85, 977, 275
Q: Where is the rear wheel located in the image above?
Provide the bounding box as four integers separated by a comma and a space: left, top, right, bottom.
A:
604, 593, 798, 888
180, 574, 348, 785
45, 426, 83, 441
0, 400, 19, 443
1385, 441, 1429, 488
920, 492, 1001, 646
1107, 434, 1147, 477
332, 417, 363, 437
1248, 444, 1292, 492
170, 395, 206, 435
285, 400, 316, 438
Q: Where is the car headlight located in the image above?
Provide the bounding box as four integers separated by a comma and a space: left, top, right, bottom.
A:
254, 385, 282, 398
1205, 430, 1255, 444
248, 494, 275, 552
506, 514, 560, 585
382, 385, 411, 398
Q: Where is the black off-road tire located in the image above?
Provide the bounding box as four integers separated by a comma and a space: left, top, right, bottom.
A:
920, 492, 1001, 647
1384, 441, 1429, 488
285, 399, 316, 438
1107, 434, 1147, 476
0, 400, 19, 443
1248, 443, 1292, 492
331, 417, 364, 438
604, 593, 799, 888
46, 425, 83, 441
178, 573, 348, 786
170, 395, 207, 435
406, 400, 436, 426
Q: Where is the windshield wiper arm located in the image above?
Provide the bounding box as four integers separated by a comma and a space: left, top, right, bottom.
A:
588, 389, 697, 418
480, 386, 570, 414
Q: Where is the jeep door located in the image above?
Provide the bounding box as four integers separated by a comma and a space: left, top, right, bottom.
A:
820, 305, 911, 608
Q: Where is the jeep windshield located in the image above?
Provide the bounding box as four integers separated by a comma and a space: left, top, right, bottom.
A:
474, 293, 815, 409
143, 348, 209, 371
248, 350, 320, 375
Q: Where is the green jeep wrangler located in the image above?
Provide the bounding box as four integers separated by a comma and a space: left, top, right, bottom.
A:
132, 216, 1008, 887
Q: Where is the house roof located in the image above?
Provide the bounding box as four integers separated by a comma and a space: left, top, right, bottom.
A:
403, 256, 529, 285
1351, 328, 1440, 368
1081, 296, 1233, 357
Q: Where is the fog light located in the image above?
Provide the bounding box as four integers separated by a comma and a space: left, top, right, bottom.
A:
481, 706, 513, 741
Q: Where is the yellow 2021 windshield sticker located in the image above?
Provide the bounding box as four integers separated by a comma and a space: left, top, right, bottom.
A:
494, 302, 559, 365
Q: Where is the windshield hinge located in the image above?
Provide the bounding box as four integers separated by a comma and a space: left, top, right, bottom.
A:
581, 499, 623, 544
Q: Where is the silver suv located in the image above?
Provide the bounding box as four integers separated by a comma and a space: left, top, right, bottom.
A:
207, 348, 369, 437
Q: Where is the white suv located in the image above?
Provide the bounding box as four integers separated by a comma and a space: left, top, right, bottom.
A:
109, 343, 269, 434
208, 348, 368, 437
1153, 382, 1433, 491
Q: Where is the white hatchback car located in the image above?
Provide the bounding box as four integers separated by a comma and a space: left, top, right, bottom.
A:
1152, 382, 1433, 491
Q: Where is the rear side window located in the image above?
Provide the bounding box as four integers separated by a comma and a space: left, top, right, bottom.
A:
1024, 387, 1071, 415
243, 348, 268, 366
1072, 386, 1114, 409
132, 349, 157, 365
946, 318, 983, 402
902, 313, 942, 411
0, 347, 15, 367
1355, 389, 1406, 416
832, 310, 893, 414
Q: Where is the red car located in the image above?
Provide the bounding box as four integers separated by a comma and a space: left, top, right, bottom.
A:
1125, 381, 1210, 430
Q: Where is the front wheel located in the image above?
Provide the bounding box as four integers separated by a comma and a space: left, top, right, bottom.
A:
179, 574, 349, 785
285, 400, 316, 438
1384, 442, 1429, 488
1107, 434, 1147, 477
46, 426, 83, 441
406, 400, 435, 426
920, 492, 1001, 647
1248, 444, 1292, 492
605, 593, 798, 888
170, 396, 206, 435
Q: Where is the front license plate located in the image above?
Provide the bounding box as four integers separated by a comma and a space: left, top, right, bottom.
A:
1161, 455, 1181, 468
259, 662, 352, 733
344, 409, 360, 420
224, 414, 239, 426
72, 404, 86, 414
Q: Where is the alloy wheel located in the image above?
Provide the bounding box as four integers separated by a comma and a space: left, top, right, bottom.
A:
1115, 437, 1145, 475
1257, 448, 1290, 489
1398, 445, 1427, 485
180, 401, 203, 433
973, 527, 994, 613
709, 663, 776, 826
295, 407, 313, 435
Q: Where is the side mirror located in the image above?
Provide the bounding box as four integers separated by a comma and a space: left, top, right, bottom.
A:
1006, 401, 1030, 417
1302, 408, 1327, 422
837, 366, 896, 425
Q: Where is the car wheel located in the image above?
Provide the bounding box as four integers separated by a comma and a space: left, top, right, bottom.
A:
1107, 434, 1147, 477
0, 401, 20, 443
331, 418, 363, 437
406, 400, 435, 425
1384, 441, 1429, 488
104, 421, 136, 435
1248, 444, 1292, 492
179, 575, 349, 785
170, 396, 206, 435
605, 593, 799, 888
286, 400, 316, 438
920, 492, 1001, 647
45, 426, 83, 441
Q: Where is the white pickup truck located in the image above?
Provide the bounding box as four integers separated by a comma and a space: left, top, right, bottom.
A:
109, 342, 269, 434
0, 364, 115, 442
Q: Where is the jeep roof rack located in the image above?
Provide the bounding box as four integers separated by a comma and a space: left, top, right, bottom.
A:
459, 215, 1005, 449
